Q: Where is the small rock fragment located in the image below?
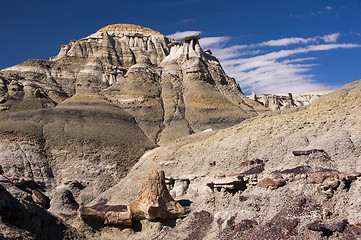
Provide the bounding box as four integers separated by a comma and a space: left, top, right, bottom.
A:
307, 219, 348, 235
207, 175, 247, 191
258, 175, 286, 189
105, 208, 132, 226
31, 189, 50, 209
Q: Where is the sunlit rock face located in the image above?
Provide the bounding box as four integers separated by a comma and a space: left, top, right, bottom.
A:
103, 33, 266, 143
0, 24, 265, 144
0, 25, 267, 238
0, 24, 172, 101
55, 24, 170, 66
153, 34, 266, 143
51, 24, 172, 94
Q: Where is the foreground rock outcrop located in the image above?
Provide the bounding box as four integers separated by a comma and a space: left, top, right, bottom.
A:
128, 169, 185, 220
78, 169, 185, 227
92, 79, 361, 239
0, 172, 83, 239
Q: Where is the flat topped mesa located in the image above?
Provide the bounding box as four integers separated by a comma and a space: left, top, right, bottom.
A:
97, 23, 162, 35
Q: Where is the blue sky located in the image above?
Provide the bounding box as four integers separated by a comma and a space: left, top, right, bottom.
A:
1, 0, 361, 94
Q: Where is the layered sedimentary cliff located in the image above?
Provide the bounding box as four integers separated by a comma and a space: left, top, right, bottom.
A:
0, 23, 265, 143
0, 24, 173, 113
0, 23, 360, 240
0, 24, 267, 239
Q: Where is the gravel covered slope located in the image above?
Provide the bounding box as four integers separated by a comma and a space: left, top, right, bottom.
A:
93, 79, 361, 239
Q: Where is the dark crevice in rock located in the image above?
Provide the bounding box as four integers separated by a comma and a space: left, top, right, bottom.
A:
155, 96, 165, 144
307, 219, 348, 237
177, 84, 194, 135
241, 163, 265, 175
292, 149, 326, 156
177, 199, 193, 207
274, 165, 313, 174
343, 179, 352, 191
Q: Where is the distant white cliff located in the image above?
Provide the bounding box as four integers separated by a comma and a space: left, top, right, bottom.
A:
248, 90, 334, 110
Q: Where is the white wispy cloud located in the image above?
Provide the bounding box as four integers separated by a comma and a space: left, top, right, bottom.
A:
182, 18, 195, 23
199, 37, 230, 49
258, 37, 316, 46
255, 33, 340, 47
167, 31, 361, 94
210, 45, 249, 60
282, 57, 317, 63
221, 43, 361, 93
222, 43, 359, 68
322, 32, 340, 42
168, 31, 201, 40
351, 31, 361, 37
311, 10, 324, 16
227, 63, 322, 94
291, 6, 334, 19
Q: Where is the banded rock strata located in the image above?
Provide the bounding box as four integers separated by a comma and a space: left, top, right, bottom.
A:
0, 24, 265, 143
0, 24, 266, 239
